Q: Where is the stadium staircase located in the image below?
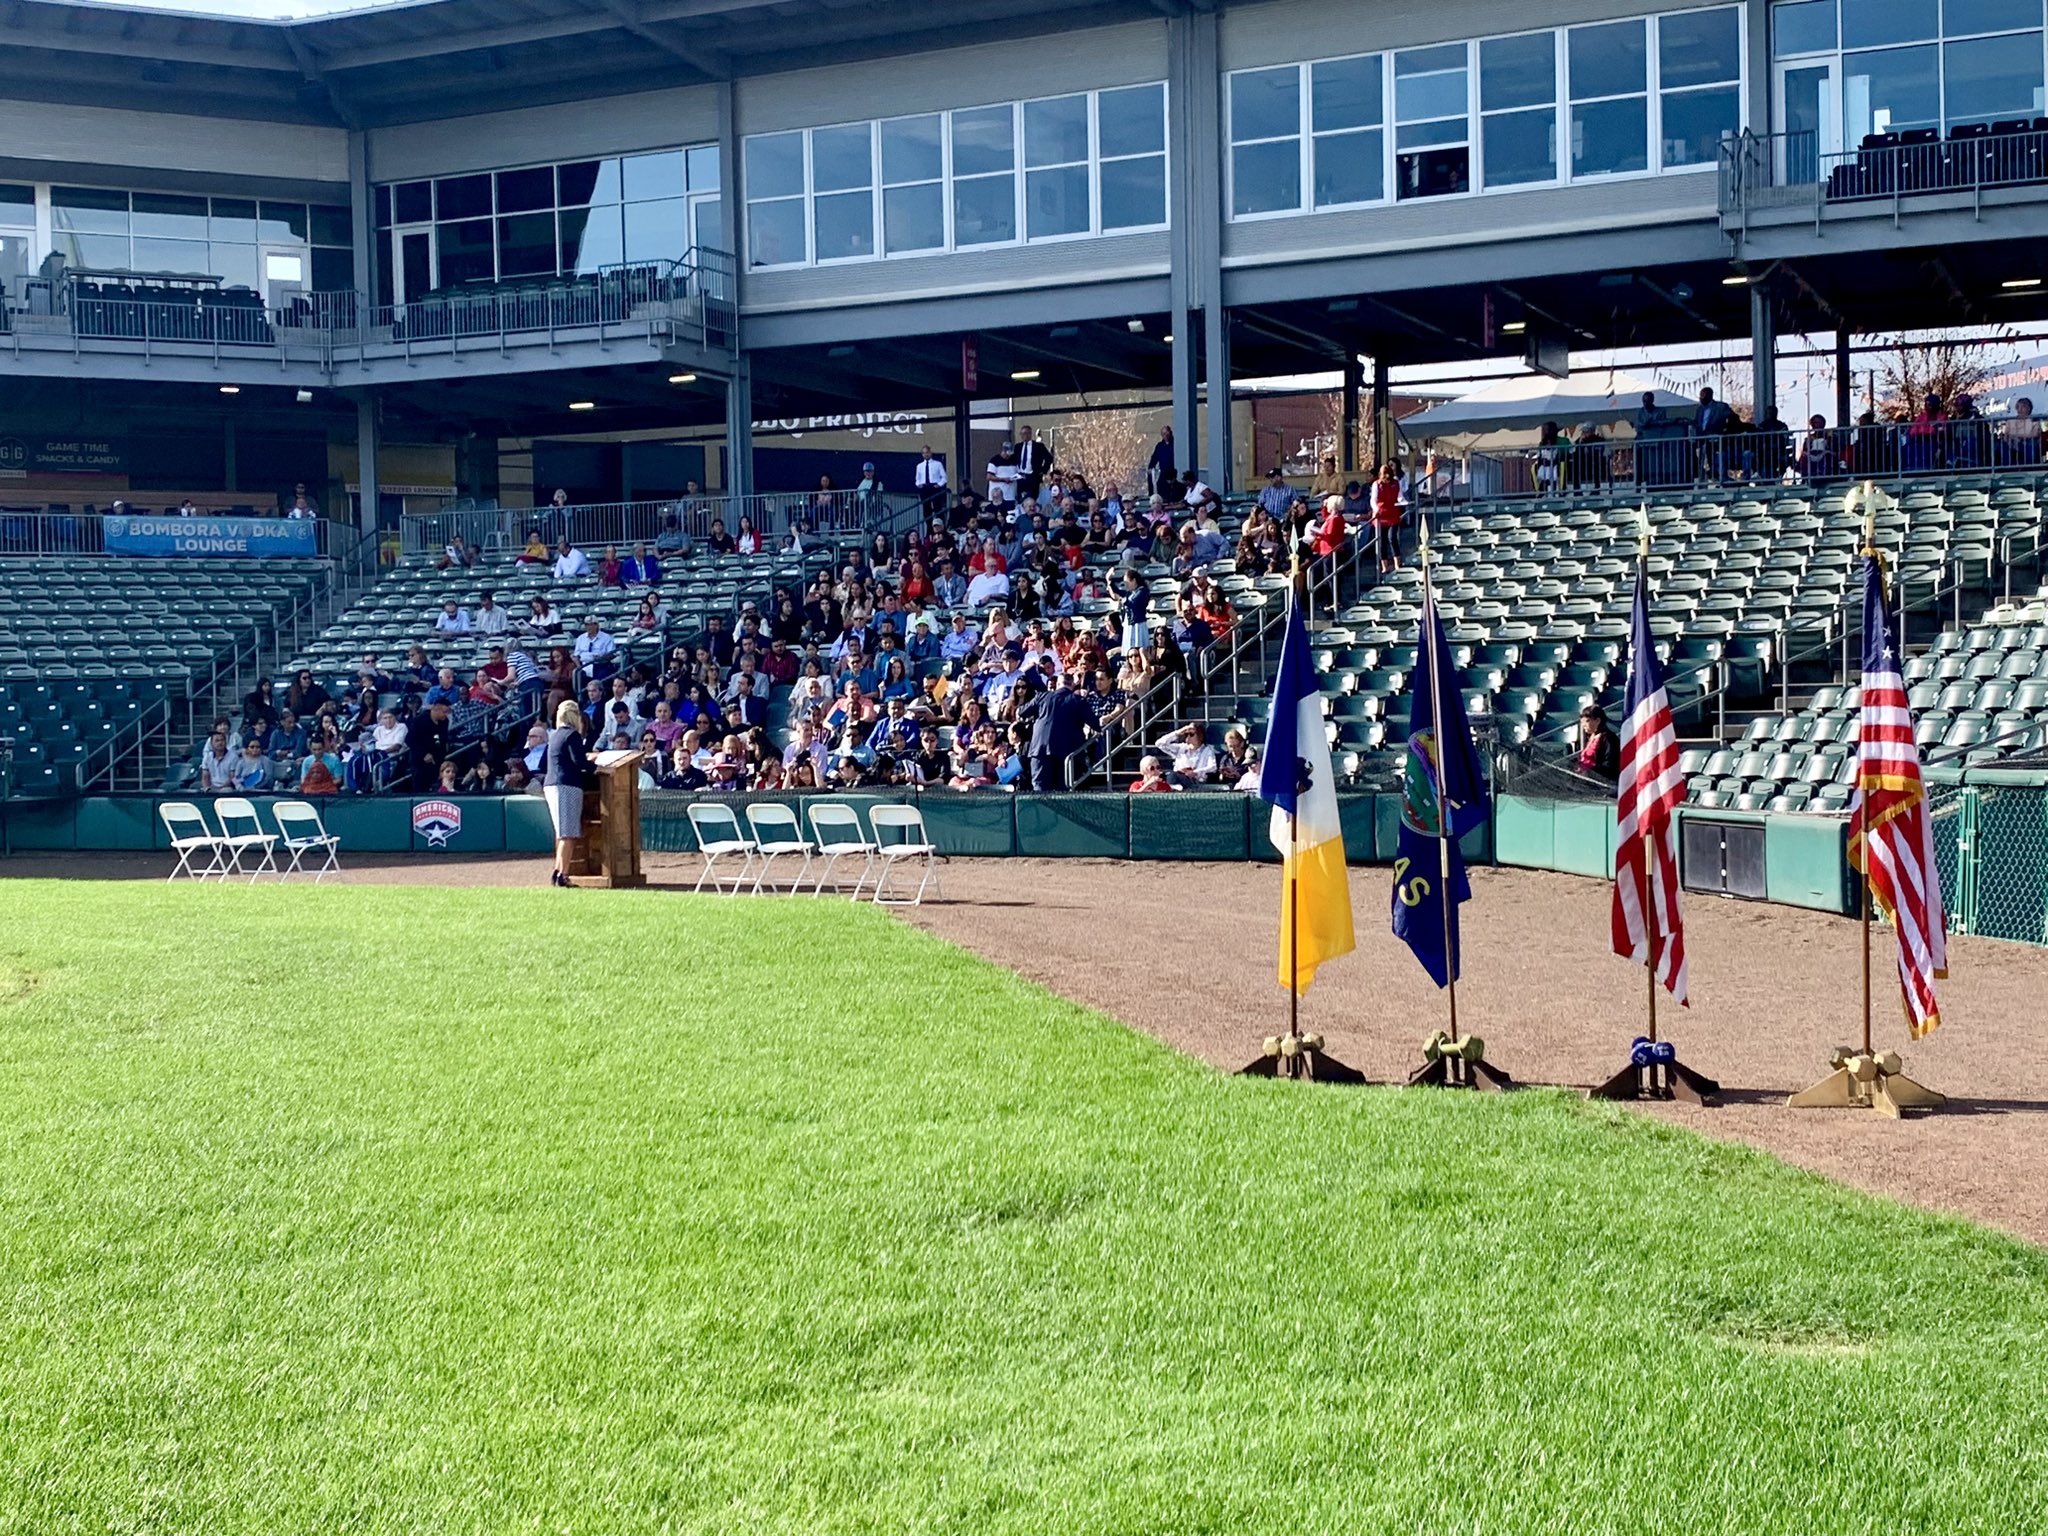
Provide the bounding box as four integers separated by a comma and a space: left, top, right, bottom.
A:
0, 555, 369, 799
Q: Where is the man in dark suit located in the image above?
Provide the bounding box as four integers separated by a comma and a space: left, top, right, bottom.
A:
406, 701, 452, 792
1014, 424, 1052, 505
727, 672, 769, 731
1018, 673, 1098, 792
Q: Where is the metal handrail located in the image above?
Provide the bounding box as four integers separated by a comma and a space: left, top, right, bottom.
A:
1721, 123, 2048, 223
401, 490, 921, 559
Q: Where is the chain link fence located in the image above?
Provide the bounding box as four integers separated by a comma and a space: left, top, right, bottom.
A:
1931, 776, 2048, 945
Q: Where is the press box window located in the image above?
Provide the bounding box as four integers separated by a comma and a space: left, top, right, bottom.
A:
1395, 44, 1471, 199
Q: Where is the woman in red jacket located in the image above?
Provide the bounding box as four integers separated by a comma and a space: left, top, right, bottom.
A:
1310, 494, 1350, 561
1369, 462, 1406, 575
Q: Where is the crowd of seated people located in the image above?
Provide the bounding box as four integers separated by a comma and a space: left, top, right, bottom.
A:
193, 464, 1313, 799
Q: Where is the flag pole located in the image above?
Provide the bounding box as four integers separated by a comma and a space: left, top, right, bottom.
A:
1860, 486, 1877, 1059
1639, 521, 1657, 1048
1419, 519, 1459, 1041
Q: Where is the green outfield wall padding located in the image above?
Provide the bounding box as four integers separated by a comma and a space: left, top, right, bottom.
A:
1338, 793, 1380, 866
4, 800, 75, 850
1014, 793, 1129, 857
1762, 813, 1854, 914
317, 797, 417, 853
918, 794, 1017, 857
1552, 800, 1615, 879
73, 797, 156, 852
503, 795, 556, 853
414, 795, 502, 854
1132, 791, 1250, 860
1493, 795, 1556, 868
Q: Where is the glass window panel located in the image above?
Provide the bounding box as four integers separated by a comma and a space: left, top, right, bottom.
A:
1660, 8, 1743, 87
1397, 144, 1470, 197
1101, 154, 1167, 227
495, 166, 554, 214
1313, 127, 1385, 204
214, 244, 259, 291
687, 145, 720, 193
810, 125, 873, 193
310, 205, 353, 247
311, 247, 352, 291
132, 237, 210, 274
373, 185, 392, 227
51, 187, 129, 233
953, 173, 1016, 244
1569, 21, 1648, 99
952, 106, 1016, 175
0, 183, 32, 211
1945, 0, 2041, 32
1099, 83, 1166, 157
436, 218, 495, 285
882, 115, 944, 184
496, 212, 558, 277
258, 201, 309, 242
1572, 95, 1650, 173
1024, 94, 1091, 167
1025, 163, 1090, 236
1395, 61, 1470, 122
393, 182, 431, 223
813, 188, 874, 259
53, 233, 130, 268
623, 197, 687, 262
744, 135, 806, 201
746, 200, 803, 265
1844, 43, 1941, 135
1312, 55, 1383, 131
131, 193, 208, 240
433, 176, 491, 221
1481, 33, 1557, 111
1945, 33, 2045, 124
1661, 84, 1742, 163
1483, 105, 1558, 184
623, 150, 686, 201
558, 160, 623, 207
1231, 66, 1301, 142
1396, 117, 1471, 148
1775, 0, 1839, 54
1232, 138, 1304, 213
1777, 0, 1843, 54
1398, 42, 1467, 75
563, 203, 625, 272
883, 182, 945, 252
1841, 0, 1940, 48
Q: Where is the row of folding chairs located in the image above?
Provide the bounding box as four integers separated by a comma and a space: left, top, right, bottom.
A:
683, 800, 940, 905
158, 799, 342, 883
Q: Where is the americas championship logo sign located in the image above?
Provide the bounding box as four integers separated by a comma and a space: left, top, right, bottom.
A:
411, 799, 464, 849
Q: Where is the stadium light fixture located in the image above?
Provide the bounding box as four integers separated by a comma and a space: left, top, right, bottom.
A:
1162, 334, 1174, 344
1721, 274, 1751, 286
1127, 318, 1145, 333
568, 401, 597, 411
218, 385, 240, 395
1501, 321, 1526, 334
1010, 369, 1041, 381
2002, 278, 2041, 290
669, 372, 698, 383
295, 388, 314, 404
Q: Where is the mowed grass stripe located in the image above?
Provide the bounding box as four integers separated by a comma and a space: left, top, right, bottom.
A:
0, 883, 2041, 1534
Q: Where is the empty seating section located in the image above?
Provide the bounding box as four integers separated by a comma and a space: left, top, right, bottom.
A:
1826, 122, 2048, 201
68, 275, 274, 346
0, 559, 329, 797
1263, 477, 2038, 792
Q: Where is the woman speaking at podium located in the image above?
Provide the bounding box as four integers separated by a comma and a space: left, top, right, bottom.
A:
544, 700, 592, 887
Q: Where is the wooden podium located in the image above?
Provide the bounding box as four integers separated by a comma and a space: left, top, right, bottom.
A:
568, 749, 647, 888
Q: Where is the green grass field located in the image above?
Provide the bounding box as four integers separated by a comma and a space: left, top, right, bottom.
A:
0, 883, 2044, 1534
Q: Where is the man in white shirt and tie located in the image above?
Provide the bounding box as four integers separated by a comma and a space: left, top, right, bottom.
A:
1014, 424, 1051, 503
914, 445, 948, 517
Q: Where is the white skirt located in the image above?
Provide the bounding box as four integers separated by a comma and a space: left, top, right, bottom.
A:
544, 784, 585, 839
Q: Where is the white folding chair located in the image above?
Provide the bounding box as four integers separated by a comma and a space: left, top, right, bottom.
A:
806, 801, 876, 899
867, 803, 940, 907
686, 801, 756, 894
213, 797, 279, 881
159, 800, 228, 882
743, 801, 813, 894
273, 800, 342, 882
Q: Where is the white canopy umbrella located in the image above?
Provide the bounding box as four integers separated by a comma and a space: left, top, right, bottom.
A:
1403, 371, 1693, 437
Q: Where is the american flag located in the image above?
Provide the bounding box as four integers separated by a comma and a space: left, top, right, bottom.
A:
1853, 553, 1947, 1037
1611, 562, 1688, 1004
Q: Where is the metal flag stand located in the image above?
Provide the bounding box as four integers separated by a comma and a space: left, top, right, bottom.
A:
1404, 520, 1512, 1091
1240, 557, 1366, 1085
1592, 521, 1720, 1106
1788, 488, 1945, 1117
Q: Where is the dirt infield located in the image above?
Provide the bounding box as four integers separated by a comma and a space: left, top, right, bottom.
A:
9, 850, 2045, 1246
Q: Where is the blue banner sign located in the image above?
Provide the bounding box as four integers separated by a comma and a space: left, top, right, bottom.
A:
104, 515, 318, 559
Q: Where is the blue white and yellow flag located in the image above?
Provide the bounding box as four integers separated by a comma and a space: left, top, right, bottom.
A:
1257, 589, 1355, 993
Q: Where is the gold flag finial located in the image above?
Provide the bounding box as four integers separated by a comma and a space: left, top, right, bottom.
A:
1858, 480, 1876, 552
1638, 502, 1651, 562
